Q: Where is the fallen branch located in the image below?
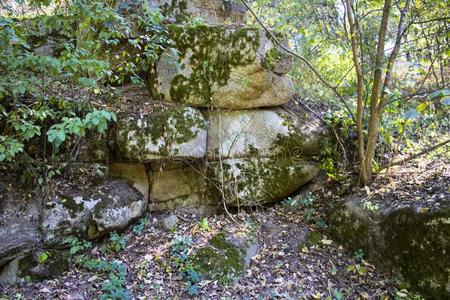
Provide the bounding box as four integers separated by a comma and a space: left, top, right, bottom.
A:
239, 0, 355, 122
380, 138, 450, 171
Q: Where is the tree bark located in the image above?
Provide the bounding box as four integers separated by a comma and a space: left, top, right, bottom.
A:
345, 0, 367, 184
360, 0, 392, 186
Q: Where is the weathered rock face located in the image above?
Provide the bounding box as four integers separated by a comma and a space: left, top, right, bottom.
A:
207, 106, 325, 159
115, 106, 207, 161
110, 163, 149, 199
42, 179, 147, 245
0, 249, 71, 286
330, 197, 450, 298
0, 191, 40, 267
207, 158, 319, 206
149, 0, 246, 24
194, 231, 259, 282
153, 25, 294, 109
148, 162, 212, 211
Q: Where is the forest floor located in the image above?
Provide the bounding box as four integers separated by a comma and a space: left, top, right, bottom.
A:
1, 153, 448, 300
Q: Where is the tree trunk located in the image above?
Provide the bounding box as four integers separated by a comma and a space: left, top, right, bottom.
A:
360, 0, 392, 186
345, 0, 367, 184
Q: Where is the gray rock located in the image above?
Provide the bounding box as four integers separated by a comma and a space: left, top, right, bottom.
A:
0, 256, 21, 287
110, 163, 149, 199
194, 231, 259, 282
161, 215, 178, 231
148, 0, 246, 25
207, 105, 326, 160
154, 25, 294, 109
115, 106, 207, 162
42, 179, 147, 245
206, 157, 319, 206
0, 191, 40, 267
0, 249, 71, 286
329, 197, 450, 298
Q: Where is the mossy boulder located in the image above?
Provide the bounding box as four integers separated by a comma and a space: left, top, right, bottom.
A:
194, 232, 259, 282
42, 179, 147, 245
115, 106, 207, 162
153, 25, 294, 109
329, 197, 450, 298
206, 157, 319, 206
206, 104, 326, 160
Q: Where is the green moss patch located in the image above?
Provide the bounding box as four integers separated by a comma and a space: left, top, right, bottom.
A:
165, 25, 260, 104
194, 232, 246, 282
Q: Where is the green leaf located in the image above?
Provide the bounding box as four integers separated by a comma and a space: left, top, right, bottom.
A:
37, 252, 49, 264
430, 89, 450, 99
440, 96, 450, 106
416, 102, 427, 113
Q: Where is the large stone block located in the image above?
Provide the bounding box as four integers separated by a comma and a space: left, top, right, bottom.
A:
206, 157, 319, 206
148, 163, 213, 211
153, 25, 294, 109
42, 178, 147, 245
207, 104, 326, 159
0, 191, 40, 268
115, 106, 207, 162
330, 198, 450, 298
148, 0, 246, 24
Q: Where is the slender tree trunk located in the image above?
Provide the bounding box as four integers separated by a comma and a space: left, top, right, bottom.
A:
360, 0, 392, 186
345, 0, 367, 184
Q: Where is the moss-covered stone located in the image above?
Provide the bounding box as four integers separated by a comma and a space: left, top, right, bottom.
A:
115, 106, 207, 161
154, 25, 295, 109
329, 199, 450, 298
42, 179, 147, 245
206, 157, 319, 206
206, 106, 326, 160
194, 232, 259, 282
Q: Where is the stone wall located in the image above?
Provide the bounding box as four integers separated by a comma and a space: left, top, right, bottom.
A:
0, 0, 327, 285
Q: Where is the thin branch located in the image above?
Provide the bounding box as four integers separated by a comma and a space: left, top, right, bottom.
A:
380, 138, 450, 171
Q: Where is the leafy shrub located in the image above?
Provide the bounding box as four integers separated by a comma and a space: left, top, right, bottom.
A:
171, 236, 201, 296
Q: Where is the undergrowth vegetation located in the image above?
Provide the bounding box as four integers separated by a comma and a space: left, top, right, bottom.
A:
0, 0, 173, 187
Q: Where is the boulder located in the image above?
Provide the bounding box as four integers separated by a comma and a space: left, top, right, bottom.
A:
148, 0, 246, 24
0, 190, 40, 268
110, 163, 149, 199
148, 163, 213, 211
0, 249, 71, 286
115, 106, 207, 161
206, 157, 319, 206
207, 105, 326, 159
42, 179, 147, 245
194, 231, 259, 283
153, 25, 294, 109
329, 197, 450, 298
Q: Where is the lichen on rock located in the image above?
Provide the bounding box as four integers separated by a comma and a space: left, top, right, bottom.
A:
206, 157, 319, 206
194, 231, 259, 282
115, 106, 207, 161
42, 179, 147, 245
154, 24, 295, 109
329, 197, 450, 298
